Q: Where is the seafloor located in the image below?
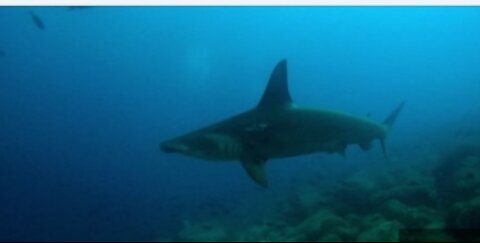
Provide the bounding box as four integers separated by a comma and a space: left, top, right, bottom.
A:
160, 135, 480, 242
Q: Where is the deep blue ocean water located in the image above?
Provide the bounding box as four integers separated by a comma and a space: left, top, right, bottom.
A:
0, 6, 479, 241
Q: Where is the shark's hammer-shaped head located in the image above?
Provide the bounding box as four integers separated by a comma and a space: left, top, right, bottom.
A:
161, 134, 217, 160
160, 139, 188, 154
161, 132, 241, 161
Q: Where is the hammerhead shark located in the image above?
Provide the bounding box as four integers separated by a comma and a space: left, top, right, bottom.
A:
161, 60, 404, 188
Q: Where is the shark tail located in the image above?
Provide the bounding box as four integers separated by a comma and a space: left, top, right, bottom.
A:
383, 102, 406, 131
380, 102, 406, 160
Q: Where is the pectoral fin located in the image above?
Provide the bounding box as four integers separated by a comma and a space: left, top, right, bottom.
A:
240, 154, 268, 188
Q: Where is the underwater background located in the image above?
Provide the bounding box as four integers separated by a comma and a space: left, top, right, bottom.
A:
0, 6, 479, 242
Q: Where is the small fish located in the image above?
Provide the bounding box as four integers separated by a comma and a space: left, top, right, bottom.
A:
30, 11, 45, 31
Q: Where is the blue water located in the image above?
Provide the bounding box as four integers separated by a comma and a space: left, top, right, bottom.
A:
0, 6, 479, 241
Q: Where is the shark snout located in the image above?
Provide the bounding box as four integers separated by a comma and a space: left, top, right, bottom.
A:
160, 140, 189, 154
160, 142, 176, 153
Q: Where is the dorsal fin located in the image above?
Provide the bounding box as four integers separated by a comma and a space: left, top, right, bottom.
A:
257, 59, 293, 108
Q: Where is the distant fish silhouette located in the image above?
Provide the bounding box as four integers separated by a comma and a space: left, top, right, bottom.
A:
0, 50, 5, 57
66, 6, 94, 11
29, 11, 45, 31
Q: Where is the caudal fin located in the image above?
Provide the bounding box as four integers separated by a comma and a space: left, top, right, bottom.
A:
380, 102, 405, 160
383, 102, 406, 131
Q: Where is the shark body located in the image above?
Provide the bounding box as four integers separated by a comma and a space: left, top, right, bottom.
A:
161, 60, 404, 187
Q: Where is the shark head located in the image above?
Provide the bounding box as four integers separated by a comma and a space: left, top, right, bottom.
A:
161, 133, 241, 161
161, 134, 218, 159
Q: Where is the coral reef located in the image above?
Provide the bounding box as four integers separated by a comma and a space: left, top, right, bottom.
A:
450, 196, 480, 229
172, 142, 480, 242
434, 143, 480, 204
177, 220, 230, 242
356, 216, 400, 242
